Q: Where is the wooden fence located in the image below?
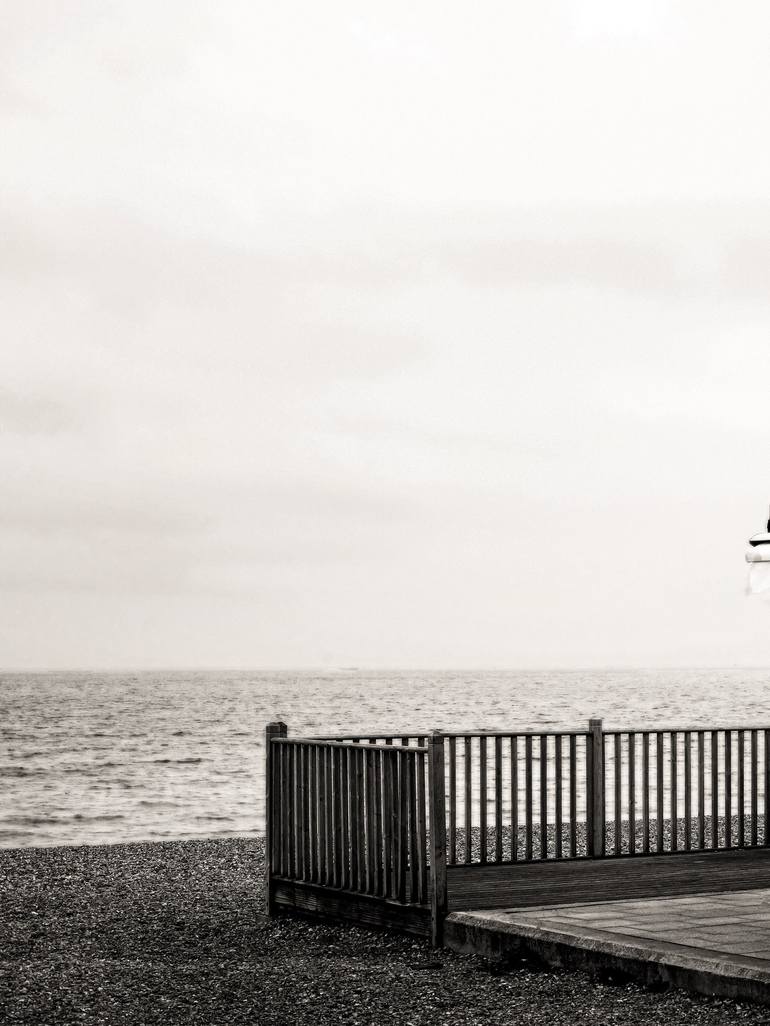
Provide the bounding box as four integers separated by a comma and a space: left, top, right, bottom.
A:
265, 723, 446, 943
266, 718, 770, 945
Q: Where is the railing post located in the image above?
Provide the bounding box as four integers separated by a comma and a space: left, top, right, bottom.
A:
428, 730, 448, 947
265, 721, 288, 914
587, 718, 605, 858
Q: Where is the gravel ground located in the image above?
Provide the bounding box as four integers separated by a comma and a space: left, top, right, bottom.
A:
3, 838, 770, 1025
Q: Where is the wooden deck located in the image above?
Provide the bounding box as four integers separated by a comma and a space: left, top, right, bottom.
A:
266, 720, 770, 953
446, 880, 770, 1006
447, 846, 770, 911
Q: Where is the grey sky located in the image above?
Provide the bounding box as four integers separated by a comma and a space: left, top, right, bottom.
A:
3, 1, 770, 668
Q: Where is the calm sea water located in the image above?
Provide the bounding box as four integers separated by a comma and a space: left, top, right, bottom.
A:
3, 668, 770, 849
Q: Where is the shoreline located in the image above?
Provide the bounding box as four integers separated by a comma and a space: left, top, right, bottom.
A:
3, 838, 770, 1024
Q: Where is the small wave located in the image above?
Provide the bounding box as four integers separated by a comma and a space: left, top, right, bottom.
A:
3, 814, 69, 826
150, 756, 203, 764
0, 766, 45, 778
72, 813, 125, 822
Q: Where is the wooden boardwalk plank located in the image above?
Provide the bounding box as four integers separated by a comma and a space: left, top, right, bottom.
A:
446, 846, 770, 911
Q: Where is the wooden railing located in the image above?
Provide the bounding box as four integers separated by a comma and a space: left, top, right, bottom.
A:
313, 720, 770, 864
268, 718, 770, 944
601, 726, 770, 856
266, 723, 447, 943
315, 727, 595, 866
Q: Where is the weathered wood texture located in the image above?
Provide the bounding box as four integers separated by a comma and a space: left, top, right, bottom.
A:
271, 878, 432, 937
270, 721, 770, 945
264, 721, 287, 914
308, 722, 770, 869
269, 736, 430, 906
602, 727, 770, 856
428, 731, 448, 946
446, 846, 770, 911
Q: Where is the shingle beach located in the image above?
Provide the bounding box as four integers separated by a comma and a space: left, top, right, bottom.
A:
3, 837, 770, 1024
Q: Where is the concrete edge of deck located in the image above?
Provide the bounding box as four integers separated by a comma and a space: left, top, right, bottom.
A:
444, 909, 770, 1006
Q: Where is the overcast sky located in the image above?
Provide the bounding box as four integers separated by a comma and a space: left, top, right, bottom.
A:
3, 1, 770, 669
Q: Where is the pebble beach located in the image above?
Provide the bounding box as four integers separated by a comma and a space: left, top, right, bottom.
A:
3, 837, 770, 1025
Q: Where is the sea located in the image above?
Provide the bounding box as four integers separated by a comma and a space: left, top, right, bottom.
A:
3, 668, 770, 849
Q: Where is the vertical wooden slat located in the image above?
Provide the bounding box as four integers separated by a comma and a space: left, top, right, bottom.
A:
316, 747, 325, 885
738, 730, 745, 848
416, 748, 427, 898
752, 729, 759, 847
325, 746, 334, 883
711, 731, 719, 850
278, 743, 287, 877
464, 736, 472, 864
670, 731, 678, 853
525, 735, 533, 860
327, 746, 336, 886
428, 731, 448, 947
382, 748, 394, 897
366, 746, 377, 894
338, 746, 349, 890
698, 731, 705, 850
620, 734, 624, 853
494, 736, 503, 863
376, 748, 385, 895
511, 736, 519, 861
278, 742, 288, 877
294, 745, 303, 880
569, 735, 577, 858
555, 735, 563, 859
684, 731, 692, 852
417, 751, 428, 903
326, 751, 336, 886
628, 733, 636, 856
397, 749, 408, 902
264, 722, 287, 914
334, 747, 344, 887
407, 752, 419, 901
642, 732, 650, 854
270, 739, 281, 878
540, 735, 548, 860
343, 746, 352, 889
656, 732, 664, 853
302, 745, 312, 881
317, 744, 327, 884
348, 745, 358, 890
307, 745, 316, 884
448, 736, 457, 865
725, 730, 732, 849
588, 719, 604, 858
357, 745, 367, 890
765, 730, 770, 847
479, 736, 488, 864
289, 744, 297, 877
